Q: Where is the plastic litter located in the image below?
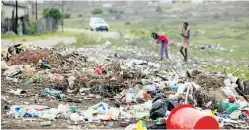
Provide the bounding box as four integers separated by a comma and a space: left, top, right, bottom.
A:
40, 58, 51, 69
44, 88, 64, 100
221, 102, 240, 114
10, 89, 27, 95
4, 67, 22, 77
70, 113, 80, 122
55, 74, 64, 83
68, 76, 76, 89
6, 77, 18, 83
58, 104, 70, 118
40, 108, 58, 119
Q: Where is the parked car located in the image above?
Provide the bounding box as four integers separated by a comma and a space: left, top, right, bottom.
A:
89, 17, 109, 31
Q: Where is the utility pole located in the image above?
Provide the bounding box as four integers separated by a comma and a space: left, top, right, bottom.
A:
15, 0, 18, 34
35, 0, 37, 20
31, 1, 34, 18
61, 1, 64, 32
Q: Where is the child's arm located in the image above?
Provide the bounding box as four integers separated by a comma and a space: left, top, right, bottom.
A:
156, 40, 160, 44
181, 30, 190, 38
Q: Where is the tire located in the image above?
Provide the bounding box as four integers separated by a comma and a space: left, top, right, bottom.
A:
90, 28, 93, 31
106, 28, 109, 32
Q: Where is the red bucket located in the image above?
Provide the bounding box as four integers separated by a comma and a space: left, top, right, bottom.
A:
166, 104, 219, 129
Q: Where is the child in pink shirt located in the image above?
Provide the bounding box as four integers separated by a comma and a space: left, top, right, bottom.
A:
151, 32, 169, 60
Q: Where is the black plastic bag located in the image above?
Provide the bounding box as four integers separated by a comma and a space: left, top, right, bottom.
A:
149, 95, 176, 120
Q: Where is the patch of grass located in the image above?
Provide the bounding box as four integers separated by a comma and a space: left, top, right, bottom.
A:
71, 33, 103, 47
1, 32, 18, 39
1, 31, 78, 42
205, 64, 249, 79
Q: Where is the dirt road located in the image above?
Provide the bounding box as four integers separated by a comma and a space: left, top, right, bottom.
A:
63, 28, 120, 39
1, 36, 76, 49
1, 28, 120, 48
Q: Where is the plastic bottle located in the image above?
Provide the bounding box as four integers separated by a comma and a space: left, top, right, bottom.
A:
126, 93, 133, 105
70, 106, 77, 113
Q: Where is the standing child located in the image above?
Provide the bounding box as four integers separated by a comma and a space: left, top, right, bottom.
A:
151, 32, 169, 60
180, 22, 190, 62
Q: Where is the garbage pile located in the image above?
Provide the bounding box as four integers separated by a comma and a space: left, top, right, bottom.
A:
2, 45, 249, 129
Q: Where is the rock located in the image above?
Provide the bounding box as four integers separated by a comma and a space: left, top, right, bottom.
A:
40, 121, 52, 126
88, 94, 95, 98
141, 79, 149, 86
1, 60, 9, 70
70, 113, 80, 122
89, 124, 98, 129
79, 88, 91, 93
68, 75, 76, 90
96, 95, 102, 99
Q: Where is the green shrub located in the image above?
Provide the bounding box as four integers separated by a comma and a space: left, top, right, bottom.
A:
109, 9, 113, 14
109, 9, 124, 14
73, 33, 102, 47
78, 14, 82, 17
30, 20, 38, 35
156, 7, 162, 13
23, 20, 38, 35
63, 13, 71, 19
125, 21, 130, 25
92, 8, 103, 15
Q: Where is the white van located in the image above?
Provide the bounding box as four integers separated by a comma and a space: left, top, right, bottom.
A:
89, 17, 109, 31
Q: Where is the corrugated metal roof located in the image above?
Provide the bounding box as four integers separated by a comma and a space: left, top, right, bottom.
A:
2, 1, 28, 8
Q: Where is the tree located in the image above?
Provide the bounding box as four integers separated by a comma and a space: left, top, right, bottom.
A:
92, 8, 103, 15
42, 8, 62, 30
156, 7, 162, 13
120, 11, 124, 14
42, 8, 62, 19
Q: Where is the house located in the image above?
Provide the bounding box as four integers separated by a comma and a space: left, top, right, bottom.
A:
1, 1, 29, 33
102, 3, 112, 8
1, 1, 29, 19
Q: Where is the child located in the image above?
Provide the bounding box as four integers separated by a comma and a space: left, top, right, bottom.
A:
151, 32, 169, 60
180, 22, 190, 62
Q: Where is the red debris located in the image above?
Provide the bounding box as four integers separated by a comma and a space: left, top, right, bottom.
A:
8, 50, 61, 67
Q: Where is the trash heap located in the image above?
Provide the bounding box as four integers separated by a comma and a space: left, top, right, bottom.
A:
2, 45, 249, 129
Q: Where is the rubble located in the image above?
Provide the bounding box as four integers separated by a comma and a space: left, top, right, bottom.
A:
1, 44, 249, 129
